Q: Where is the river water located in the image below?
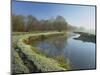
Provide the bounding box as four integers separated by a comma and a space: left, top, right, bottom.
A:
33, 33, 96, 70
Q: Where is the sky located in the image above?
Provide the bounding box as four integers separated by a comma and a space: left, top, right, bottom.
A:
12, 1, 96, 30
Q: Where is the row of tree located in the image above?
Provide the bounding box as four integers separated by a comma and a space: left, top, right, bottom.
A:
12, 14, 69, 32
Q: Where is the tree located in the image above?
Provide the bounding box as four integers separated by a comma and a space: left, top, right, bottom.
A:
26, 15, 38, 32
12, 14, 69, 32
54, 16, 68, 31
12, 14, 25, 32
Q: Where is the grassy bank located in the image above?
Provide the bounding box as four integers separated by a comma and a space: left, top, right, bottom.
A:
12, 32, 70, 74
74, 32, 96, 43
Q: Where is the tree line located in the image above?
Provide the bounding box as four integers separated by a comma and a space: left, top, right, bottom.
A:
12, 14, 69, 32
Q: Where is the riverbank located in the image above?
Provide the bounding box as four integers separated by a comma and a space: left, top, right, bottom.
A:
74, 32, 96, 43
12, 32, 70, 74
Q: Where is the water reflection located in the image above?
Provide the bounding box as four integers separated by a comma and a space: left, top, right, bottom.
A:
33, 35, 68, 57
32, 33, 96, 70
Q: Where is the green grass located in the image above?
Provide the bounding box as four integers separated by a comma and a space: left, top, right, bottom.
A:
17, 38, 66, 71
12, 48, 29, 74
12, 32, 70, 74
54, 55, 70, 69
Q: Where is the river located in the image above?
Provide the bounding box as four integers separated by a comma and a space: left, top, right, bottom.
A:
32, 32, 96, 70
